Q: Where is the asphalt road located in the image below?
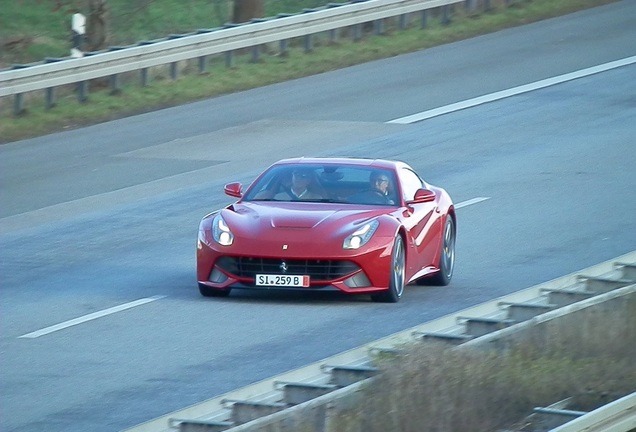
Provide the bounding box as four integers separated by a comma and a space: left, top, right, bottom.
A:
1, 2, 635, 431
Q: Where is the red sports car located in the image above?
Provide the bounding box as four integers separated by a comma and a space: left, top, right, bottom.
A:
197, 158, 455, 302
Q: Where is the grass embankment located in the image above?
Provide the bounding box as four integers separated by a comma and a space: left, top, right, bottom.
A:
0, 0, 615, 143
322, 294, 636, 431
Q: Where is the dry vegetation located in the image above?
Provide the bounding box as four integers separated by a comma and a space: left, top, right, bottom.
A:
327, 294, 636, 432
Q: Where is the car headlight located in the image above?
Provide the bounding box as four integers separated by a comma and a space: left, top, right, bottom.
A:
212, 214, 234, 246
343, 220, 379, 250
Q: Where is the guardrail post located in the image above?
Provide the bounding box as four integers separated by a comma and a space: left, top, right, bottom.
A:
140, 68, 149, 87
421, 10, 428, 29
399, 14, 408, 30
275, 13, 292, 56
442, 5, 452, 25
304, 34, 314, 53
329, 29, 337, 43
45, 88, 56, 109
225, 51, 234, 68
353, 24, 362, 42
110, 74, 121, 94
251, 45, 261, 63
484, 0, 492, 12
77, 81, 88, 102
374, 19, 385, 36
279, 39, 289, 57
198, 56, 207, 73
170, 62, 178, 80
250, 19, 266, 63
10, 65, 28, 114
137, 41, 152, 86
221, 22, 241, 68
14, 94, 25, 116
302, 8, 317, 53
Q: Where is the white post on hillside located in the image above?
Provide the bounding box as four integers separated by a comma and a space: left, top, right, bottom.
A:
71, 13, 86, 58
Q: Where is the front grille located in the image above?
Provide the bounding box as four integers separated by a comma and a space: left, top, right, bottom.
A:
216, 257, 360, 282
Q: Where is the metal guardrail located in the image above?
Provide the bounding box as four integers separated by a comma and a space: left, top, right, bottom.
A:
0, 0, 461, 107
123, 251, 636, 432
549, 392, 636, 432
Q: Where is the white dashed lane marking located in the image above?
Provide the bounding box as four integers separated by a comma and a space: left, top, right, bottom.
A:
456, 197, 490, 209
18, 295, 166, 339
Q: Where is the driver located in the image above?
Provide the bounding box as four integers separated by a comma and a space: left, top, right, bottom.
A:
274, 168, 323, 200
369, 171, 394, 204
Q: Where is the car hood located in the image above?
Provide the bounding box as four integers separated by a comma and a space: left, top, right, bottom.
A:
221, 202, 392, 238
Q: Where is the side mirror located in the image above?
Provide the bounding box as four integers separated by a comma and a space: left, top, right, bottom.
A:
408, 188, 436, 204
224, 182, 243, 198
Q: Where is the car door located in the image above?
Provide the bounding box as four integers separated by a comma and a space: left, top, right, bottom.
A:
396, 168, 442, 273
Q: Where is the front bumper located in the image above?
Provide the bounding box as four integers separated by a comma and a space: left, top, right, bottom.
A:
197, 238, 394, 295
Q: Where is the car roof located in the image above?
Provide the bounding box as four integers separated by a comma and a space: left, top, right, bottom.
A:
272, 157, 404, 170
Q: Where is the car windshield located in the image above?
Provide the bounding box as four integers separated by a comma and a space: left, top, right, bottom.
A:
243, 164, 399, 206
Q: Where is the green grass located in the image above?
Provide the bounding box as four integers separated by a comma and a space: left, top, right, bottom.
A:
0, 0, 327, 64
0, 0, 616, 143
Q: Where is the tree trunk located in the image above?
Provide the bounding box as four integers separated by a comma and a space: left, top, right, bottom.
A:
232, 0, 264, 23
85, 0, 110, 51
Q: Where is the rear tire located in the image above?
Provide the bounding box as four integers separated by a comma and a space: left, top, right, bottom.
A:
198, 283, 231, 298
371, 235, 405, 303
428, 216, 455, 286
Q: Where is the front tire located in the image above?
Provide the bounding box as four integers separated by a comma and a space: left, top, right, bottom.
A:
198, 283, 231, 298
371, 235, 405, 303
428, 216, 455, 286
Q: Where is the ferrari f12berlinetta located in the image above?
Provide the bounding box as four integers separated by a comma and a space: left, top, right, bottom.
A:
197, 157, 455, 302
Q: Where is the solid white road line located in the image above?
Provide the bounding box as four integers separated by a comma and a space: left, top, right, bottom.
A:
18, 295, 166, 339
388, 56, 636, 124
456, 197, 490, 209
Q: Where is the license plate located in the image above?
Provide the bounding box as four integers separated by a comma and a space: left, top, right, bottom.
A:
256, 274, 310, 287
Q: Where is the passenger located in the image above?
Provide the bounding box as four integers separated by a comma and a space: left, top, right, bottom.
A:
347, 171, 395, 205
368, 171, 395, 204
274, 168, 323, 200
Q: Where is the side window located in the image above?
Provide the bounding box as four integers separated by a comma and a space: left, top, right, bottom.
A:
399, 168, 423, 201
